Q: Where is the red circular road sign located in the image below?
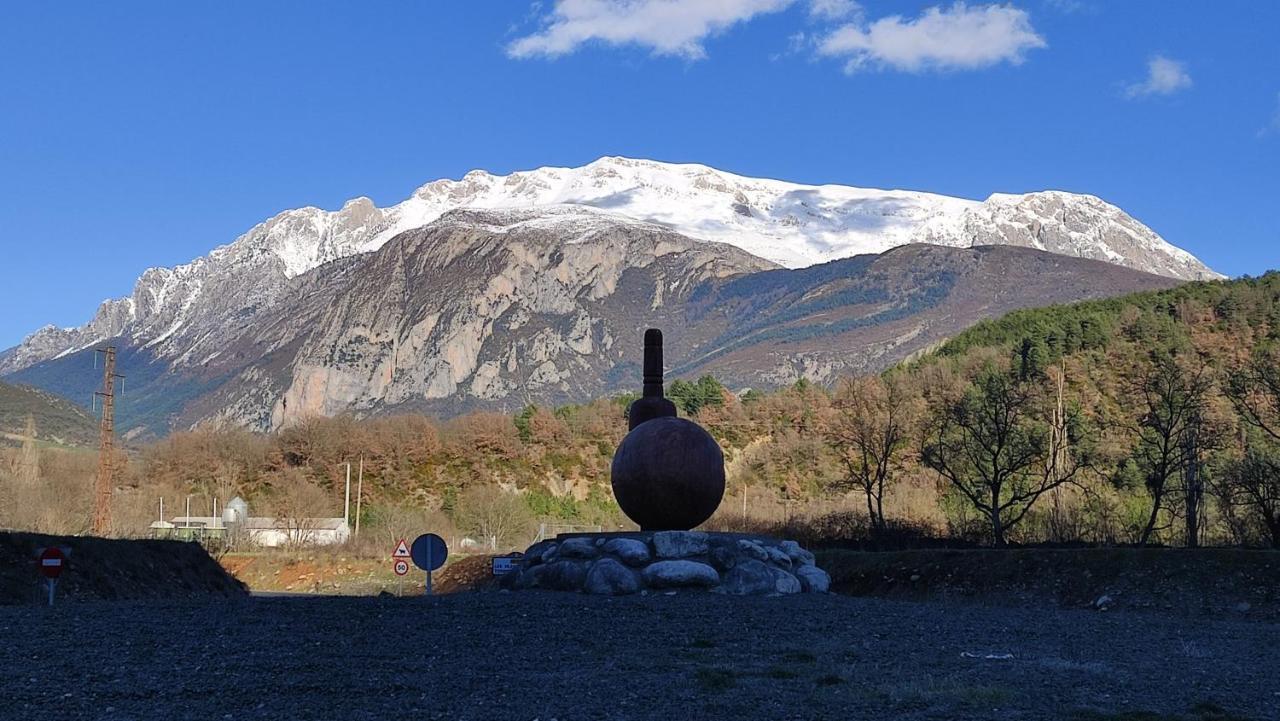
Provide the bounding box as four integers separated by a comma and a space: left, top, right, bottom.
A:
38, 547, 65, 579
393, 559, 409, 577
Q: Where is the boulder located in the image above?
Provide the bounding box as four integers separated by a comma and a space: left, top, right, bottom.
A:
558, 537, 600, 559
766, 546, 793, 571
642, 560, 720, 589
779, 540, 816, 567
653, 531, 709, 559
527, 560, 587, 591
770, 567, 802, 594
602, 538, 651, 566
522, 540, 554, 564
585, 558, 641, 595
736, 539, 769, 562
707, 541, 738, 571
719, 559, 775, 595
795, 565, 830, 593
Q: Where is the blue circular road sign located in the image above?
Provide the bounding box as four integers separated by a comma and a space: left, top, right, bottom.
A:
410, 533, 448, 572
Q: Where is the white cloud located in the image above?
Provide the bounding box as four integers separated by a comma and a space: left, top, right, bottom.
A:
809, 0, 860, 20
507, 0, 798, 60
1124, 55, 1192, 99
817, 2, 1047, 74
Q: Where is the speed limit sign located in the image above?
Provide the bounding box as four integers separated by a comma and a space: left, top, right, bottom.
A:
393, 559, 409, 576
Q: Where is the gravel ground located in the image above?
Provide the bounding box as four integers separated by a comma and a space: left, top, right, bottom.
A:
2, 592, 1277, 721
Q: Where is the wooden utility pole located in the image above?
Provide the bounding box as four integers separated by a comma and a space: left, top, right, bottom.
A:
354, 457, 364, 539
92, 347, 123, 535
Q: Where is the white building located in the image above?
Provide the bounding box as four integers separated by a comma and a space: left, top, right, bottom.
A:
149, 496, 351, 547
240, 517, 351, 547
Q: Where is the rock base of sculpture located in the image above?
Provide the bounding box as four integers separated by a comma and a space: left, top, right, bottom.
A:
499, 531, 831, 596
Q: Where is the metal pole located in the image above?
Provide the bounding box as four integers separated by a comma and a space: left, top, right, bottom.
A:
344, 463, 351, 528
355, 458, 363, 539
426, 544, 433, 596
92, 346, 120, 535
47, 578, 55, 607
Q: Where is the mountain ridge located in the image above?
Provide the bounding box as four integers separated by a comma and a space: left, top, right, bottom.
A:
1, 157, 1217, 377
4, 207, 1180, 437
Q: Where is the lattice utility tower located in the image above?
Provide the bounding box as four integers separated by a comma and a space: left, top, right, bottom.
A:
92, 347, 124, 535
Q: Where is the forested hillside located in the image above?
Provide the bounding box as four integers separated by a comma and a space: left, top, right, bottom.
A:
3, 272, 1278, 549
0, 381, 97, 448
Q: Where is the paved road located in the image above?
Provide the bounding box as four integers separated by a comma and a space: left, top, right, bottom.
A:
2, 592, 1276, 720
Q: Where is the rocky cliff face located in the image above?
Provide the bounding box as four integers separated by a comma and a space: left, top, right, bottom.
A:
1, 157, 1216, 380
224, 206, 775, 429
4, 207, 1179, 437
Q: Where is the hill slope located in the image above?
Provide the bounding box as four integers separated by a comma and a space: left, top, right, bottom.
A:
5, 207, 1178, 437
0, 381, 98, 448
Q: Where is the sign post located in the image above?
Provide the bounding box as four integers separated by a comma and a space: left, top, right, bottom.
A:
38, 547, 65, 606
410, 533, 448, 596
491, 553, 524, 577
391, 539, 412, 596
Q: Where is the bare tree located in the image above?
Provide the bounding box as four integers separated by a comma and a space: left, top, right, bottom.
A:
826, 374, 917, 533
1227, 345, 1280, 442
269, 468, 332, 549
1127, 351, 1214, 546
921, 363, 1080, 546
362, 503, 456, 551
1214, 450, 1280, 548
453, 485, 533, 551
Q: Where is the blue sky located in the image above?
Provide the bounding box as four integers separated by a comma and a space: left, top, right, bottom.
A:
1, 1, 1277, 348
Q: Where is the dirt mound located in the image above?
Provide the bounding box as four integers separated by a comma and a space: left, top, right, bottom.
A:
819, 547, 1280, 620
434, 554, 501, 593
1, 531, 247, 605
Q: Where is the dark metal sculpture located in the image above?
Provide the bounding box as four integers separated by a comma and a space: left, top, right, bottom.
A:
627, 329, 677, 430
611, 329, 725, 531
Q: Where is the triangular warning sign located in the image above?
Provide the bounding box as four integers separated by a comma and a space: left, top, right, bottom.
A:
391, 539, 411, 559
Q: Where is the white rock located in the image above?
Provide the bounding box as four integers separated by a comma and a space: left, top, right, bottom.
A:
558, 537, 599, 559
642, 560, 720, 589
653, 531, 709, 559
770, 568, 802, 594
719, 559, 775, 595
585, 558, 640, 595
766, 546, 793, 571
795, 565, 830, 593
779, 540, 816, 566
602, 537, 651, 566
737, 539, 769, 562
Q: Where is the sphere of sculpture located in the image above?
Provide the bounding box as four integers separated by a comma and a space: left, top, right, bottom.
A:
611, 416, 725, 531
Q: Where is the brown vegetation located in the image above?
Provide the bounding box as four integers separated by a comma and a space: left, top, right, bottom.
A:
1, 273, 1278, 553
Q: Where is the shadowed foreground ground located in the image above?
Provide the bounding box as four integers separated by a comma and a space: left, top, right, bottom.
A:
2, 592, 1276, 721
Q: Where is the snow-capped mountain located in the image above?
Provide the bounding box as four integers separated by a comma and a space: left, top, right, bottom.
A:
253, 155, 1217, 278
4, 206, 1179, 437
1, 156, 1216, 379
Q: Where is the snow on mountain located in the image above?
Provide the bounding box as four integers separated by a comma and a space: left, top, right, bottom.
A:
0, 156, 1218, 376
212, 155, 1221, 282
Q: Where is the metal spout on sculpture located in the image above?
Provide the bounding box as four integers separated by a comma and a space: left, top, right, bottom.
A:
627, 329, 677, 430
611, 329, 726, 531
